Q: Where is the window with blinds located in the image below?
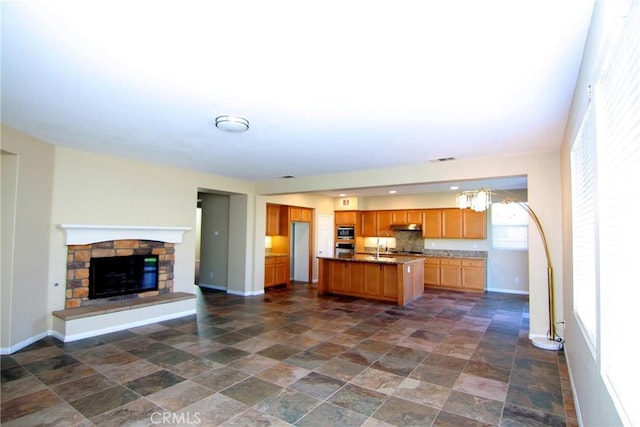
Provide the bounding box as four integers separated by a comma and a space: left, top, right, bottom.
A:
570, 1, 639, 425
491, 202, 528, 250
570, 105, 597, 351
595, 1, 639, 425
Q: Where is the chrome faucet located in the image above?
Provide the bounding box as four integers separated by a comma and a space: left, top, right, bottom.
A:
376, 231, 391, 258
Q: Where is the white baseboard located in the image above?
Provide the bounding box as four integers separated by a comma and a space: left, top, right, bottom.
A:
227, 288, 264, 296
1, 331, 49, 355
198, 283, 227, 291
486, 287, 529, 295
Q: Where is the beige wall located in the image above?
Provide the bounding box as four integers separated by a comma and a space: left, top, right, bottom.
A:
559, 1, 624, 425
1, 126, 258, 351
1, 125, 55, 351
48, 146, 257, 312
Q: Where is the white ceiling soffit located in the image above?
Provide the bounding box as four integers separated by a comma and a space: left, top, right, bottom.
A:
1, 1, 594, 182
314, 176, 528, 197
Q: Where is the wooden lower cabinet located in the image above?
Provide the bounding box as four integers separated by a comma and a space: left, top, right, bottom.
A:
440, 258, 462, 288
423, 257, 486, 292
265, 256, 289, 289
423, 258, 440, 286
318, 258, 423, 306
461, 259, 485, 291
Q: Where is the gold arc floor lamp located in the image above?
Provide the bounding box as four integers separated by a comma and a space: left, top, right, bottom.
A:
457, 189, 564, 351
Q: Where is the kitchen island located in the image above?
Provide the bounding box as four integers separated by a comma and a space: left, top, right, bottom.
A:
317, 254, 424, 306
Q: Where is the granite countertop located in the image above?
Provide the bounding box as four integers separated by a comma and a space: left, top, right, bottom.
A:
359, 250, 488, 259
265, 253, 288, 257
319, 254, 424, 264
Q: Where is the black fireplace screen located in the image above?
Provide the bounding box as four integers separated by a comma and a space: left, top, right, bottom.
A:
89, 254, 159, 299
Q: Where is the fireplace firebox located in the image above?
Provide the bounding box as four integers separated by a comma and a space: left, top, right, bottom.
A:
89, 254, 159, 299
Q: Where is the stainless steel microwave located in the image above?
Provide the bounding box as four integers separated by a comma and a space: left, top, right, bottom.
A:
337, 226, 355, 240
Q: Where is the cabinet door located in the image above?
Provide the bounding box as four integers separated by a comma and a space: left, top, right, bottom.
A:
423, 258, 440, 286
461, 259, 485, 291
381, 264, 398, 299
335, 211, 358, 225
440, 258, 462, 288
330, 261, 348, 292
391, 210, 407, 224
348, 262, 365, 294
462, 209, 486, 239
300, 208, 312, 222
376, 211, 393, 235
266, 205, 280, 236
361, 211, 377, 237
363, 263, 382, 296
290, 207, 302, 221
265, 258, 275, 287
406, 210, 423, 224
274, 260, 288, 286
422, 209, 442, 238
441, 208, 462, 238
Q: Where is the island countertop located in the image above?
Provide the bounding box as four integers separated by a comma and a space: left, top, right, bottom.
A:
318, 254, 425, 264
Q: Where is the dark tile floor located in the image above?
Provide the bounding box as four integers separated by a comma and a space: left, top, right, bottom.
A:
1, 284, 577, 426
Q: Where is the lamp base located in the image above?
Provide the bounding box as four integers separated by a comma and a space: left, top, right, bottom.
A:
531, 337, 563, 351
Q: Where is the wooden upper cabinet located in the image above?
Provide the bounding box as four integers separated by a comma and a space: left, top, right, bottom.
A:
391, 210, 422, 225
335, 211, 358, 226
376, 211, 394, 236
462, 209, 487, 239
290, 207, 312, 222
361, 211, 377, 236
266, 204, 280, 236
441, 208, 462, 238
391, 210, 407, 224
406, 210, 423, 224
422, 209, 442, 238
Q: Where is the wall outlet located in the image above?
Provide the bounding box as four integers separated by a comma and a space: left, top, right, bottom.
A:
210, 272, 214, 279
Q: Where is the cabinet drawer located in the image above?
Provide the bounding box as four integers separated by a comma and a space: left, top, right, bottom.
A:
424, 257, 440, 265
461, 259, 484, 267
440, 258, 462, 266
265, 257, 276, 265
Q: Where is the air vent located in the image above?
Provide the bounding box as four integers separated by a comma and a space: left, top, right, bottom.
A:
429, 157, 456, 162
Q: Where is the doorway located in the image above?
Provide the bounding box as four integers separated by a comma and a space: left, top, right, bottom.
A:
291, 222, 310, 282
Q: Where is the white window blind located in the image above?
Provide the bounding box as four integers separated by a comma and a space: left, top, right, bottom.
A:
595, 1, 640, 425
491, 202, 528, 250
570, 104, 597, 350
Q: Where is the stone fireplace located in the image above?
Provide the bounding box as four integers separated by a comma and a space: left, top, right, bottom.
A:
60, 225, 190, 309
66, 239, 174, 308
54, 225, 194, 342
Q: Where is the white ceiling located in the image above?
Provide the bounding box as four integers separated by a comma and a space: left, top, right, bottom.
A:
2, 1, 593, 195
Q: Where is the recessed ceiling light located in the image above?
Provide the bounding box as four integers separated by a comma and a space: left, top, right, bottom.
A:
450, 186, 459, 190
338, 193, 347, 197
215, 115, 249, 132
389, 190, 397, 194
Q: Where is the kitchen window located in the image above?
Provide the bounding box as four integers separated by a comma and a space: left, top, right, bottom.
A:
491, 202, 528, 250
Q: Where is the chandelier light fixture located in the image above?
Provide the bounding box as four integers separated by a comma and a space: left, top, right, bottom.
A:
457, 188, 492, 212
215, 115, 249, 133
457, 188, 563, 351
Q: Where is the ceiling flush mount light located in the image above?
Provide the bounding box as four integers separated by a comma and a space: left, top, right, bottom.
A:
215, 115, 249, 133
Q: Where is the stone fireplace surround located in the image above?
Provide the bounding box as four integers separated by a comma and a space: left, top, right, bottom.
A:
66, 239, 173, 309
54, 225, 194, 342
